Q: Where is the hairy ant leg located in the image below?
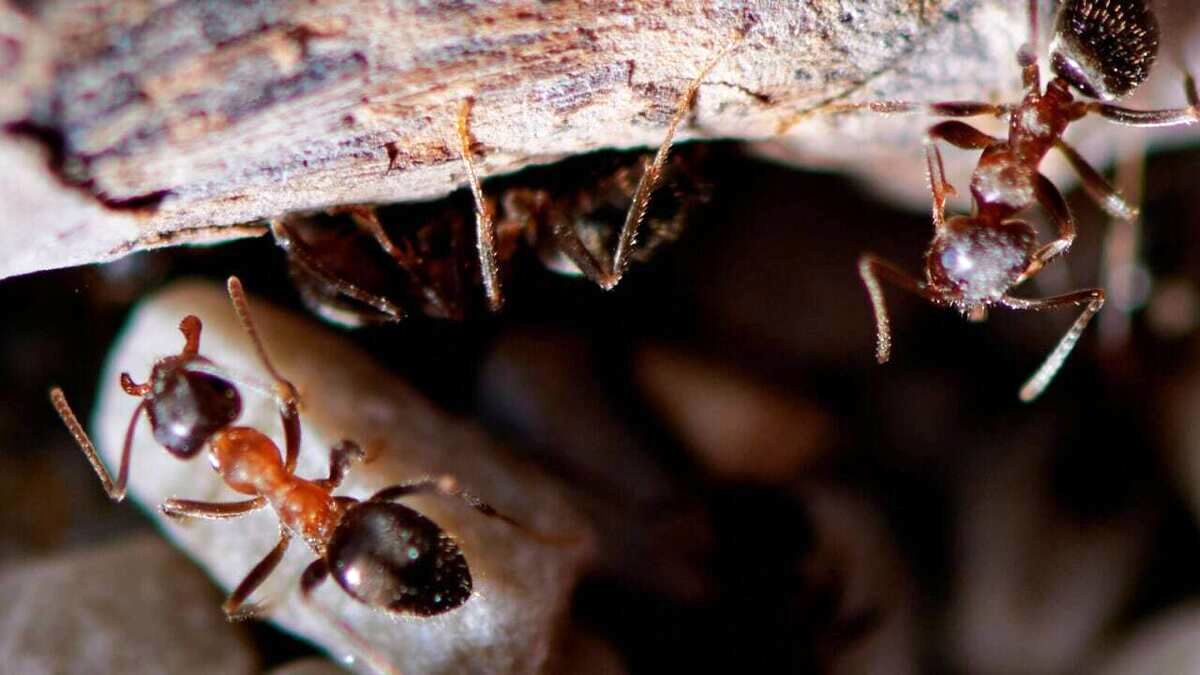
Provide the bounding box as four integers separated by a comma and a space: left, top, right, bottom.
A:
1052, 139, 1139, 220
271, 220, 408, 322
1001, 289, 1105, 402
1019, 174, 1078, 280
223, 526, 293, 621
456, 98, 503, 312
857, 254, 935, 364
341, 207, 458, 320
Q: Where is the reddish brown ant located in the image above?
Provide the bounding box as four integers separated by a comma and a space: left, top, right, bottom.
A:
846, 0, 1198, 400
51, 277, 548, 674
271, 39, 738, 324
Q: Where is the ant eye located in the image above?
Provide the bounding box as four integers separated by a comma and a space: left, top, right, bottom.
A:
1050, 0, 1159, 100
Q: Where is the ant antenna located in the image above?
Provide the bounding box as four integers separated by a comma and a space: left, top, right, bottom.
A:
456, 98, 503, 312
227, 276, 299, 404
50, 387, 140, 501
607, 35, 744, 290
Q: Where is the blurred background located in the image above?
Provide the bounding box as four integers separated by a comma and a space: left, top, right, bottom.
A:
7, 138, 1200, 673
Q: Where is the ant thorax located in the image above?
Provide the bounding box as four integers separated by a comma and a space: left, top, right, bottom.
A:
925, 217, 1037, 309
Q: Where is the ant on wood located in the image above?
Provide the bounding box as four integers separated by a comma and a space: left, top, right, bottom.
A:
843, 0, 1198, 400
50, 277, 548, 674
271, 39, 739, 324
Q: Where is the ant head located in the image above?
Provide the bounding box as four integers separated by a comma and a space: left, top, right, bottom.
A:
1049, 0, 1159, 101
142, 356, 242, 458
327, 501, 472, 616
926, 217, 1037, 306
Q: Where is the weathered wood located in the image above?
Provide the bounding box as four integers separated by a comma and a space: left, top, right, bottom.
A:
2, 0, 1197, 279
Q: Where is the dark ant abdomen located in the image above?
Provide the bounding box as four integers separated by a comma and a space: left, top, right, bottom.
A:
328, 502, 472, 616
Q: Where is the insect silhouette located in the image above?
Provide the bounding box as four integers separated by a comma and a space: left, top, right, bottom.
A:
848, 0, 1198, 401
271, 39, 738, 324
50, 277, 548, 674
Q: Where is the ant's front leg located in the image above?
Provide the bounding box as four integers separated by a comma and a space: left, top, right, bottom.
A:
924, 121, 999, 228
857, 254, 935, 364
160, 496, 268, 521
1001, 289, 1105, 402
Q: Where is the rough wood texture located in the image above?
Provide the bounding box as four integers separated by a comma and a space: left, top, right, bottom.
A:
2, 0, 1198, 279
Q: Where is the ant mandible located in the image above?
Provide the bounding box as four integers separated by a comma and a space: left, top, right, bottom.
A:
51, 277, 546, 675
270, 38, 740, 322
850, 0, 1198, 401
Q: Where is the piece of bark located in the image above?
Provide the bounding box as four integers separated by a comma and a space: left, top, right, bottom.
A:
4, 0, 1199, 279
90, 279, 596, 674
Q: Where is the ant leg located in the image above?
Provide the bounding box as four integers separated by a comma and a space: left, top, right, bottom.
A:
300, 559, 400, 675
223, 528, 291, 621
369, 477, 569, 544
857, 254, 932, 364
314, 440, 366, 491
1053, 139, 1138, 220
160, 496, 267, 521
785, 100, 1009, 132
597, 37, 741, 290
1084, 72, 1199, 127
1099, 140, 1148, 349
226, 276, 304, 474
456, 98, 504, 312
271, 220, 407, 322
923, 121, 997, 229
1001, 289, 1105, 402
1019, 174, 1077, 282
344, 208, 458, 322
50, 388, 142, 502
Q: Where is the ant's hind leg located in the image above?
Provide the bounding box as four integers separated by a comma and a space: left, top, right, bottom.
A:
369, 477, 571, 544
1054, 139, 1138, 221
223, 527, 291, 621
1001, 289, 1106, 402
1019, 174, 1077, 282
300, 559, 400, 675
226, 276, 305, 474
608, 39, 741, 289
1087, 71, 1200, 126
857, 254, 931, 364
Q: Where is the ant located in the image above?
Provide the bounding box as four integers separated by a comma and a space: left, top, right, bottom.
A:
845, 0, 1198, 400
271, 39, 739, 324
51, 277, 547, 674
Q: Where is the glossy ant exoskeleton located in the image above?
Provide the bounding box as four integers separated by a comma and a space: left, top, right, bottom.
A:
848, 0, 1198, 401
271, 39, 738, 324
51, 277, 547, 674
